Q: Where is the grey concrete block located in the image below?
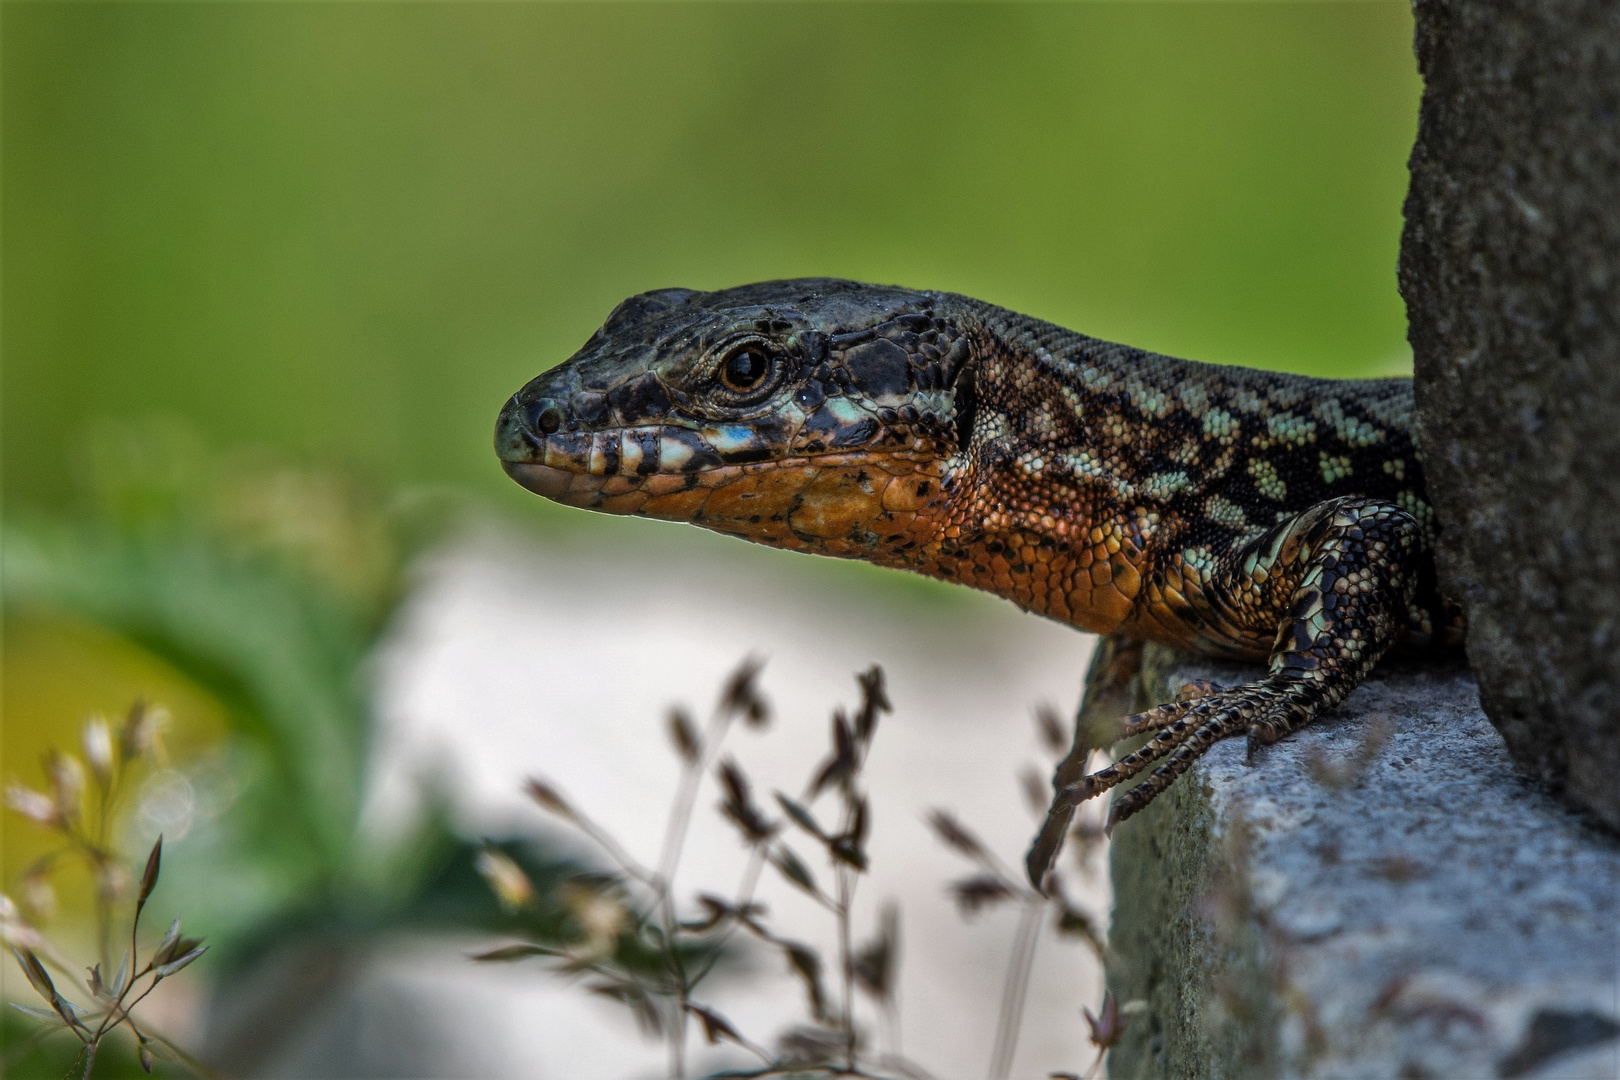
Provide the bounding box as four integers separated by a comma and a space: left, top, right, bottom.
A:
1106, 646, 1620, 1080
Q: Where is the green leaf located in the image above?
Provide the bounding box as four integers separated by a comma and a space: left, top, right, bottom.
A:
4, 523, 372, 869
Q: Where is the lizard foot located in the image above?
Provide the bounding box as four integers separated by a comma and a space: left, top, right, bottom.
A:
1074, 679, 1290, 833
1026, 496, 1428, 887
1024, 682, 1267, 888
1093, 496, 1428, 832
1100, 678, 1318, 832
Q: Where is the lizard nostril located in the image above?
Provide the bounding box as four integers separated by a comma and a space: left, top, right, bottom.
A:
526, 398, 565, 436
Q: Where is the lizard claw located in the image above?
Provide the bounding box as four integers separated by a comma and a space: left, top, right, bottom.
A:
1024, 777, 1103, 890
1025, 802, 1075, 892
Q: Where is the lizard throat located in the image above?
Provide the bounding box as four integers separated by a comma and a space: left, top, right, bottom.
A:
509, 436, 1138, 638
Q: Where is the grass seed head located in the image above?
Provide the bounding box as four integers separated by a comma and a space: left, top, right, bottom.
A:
853, 902, 899, 1003
560, 879, 629, 955
1035, 704, 1068, 757
927, 808, 990, 863
719, 655, 770, 727
476, 847, 536, 912
44, 751, 85, 827
771, 845, 821, 898
0, 900, 48, 952
783, 941, 830, 1021
666, 707, 701, 765
136, 836, 163, 917
717, 758, 774, 842
18, 871, 56, 925
951, 874, 1018, 916
121, 700, 170, 764
523, 776, 575, 820
1083, 990, 1130, 1050
854, 665, 890, 742
686, 1002, 746, 1046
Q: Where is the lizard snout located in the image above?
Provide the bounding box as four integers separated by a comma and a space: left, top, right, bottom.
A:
495, 374, 573, 460
495, 383, 582, 499
495, 381, 626, 504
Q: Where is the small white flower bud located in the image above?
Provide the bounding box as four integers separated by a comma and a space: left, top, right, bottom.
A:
5, 783, 61, 828
82, 716, 115, 787
475, 848, 535, 912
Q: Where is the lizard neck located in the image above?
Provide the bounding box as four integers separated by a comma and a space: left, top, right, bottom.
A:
884, 307, 1150, 633
890, 299, 1427, 641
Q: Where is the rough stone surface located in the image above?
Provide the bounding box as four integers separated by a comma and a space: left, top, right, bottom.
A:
1107, 646, 1620, 1080
1399, 0, 1620, 829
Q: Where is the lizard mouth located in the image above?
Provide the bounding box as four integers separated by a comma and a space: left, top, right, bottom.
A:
496, 419, 735, 509
501, 460, 584, 499
495, 391, 945, 540
497, 390, 812, 513
500, 424, 943, 551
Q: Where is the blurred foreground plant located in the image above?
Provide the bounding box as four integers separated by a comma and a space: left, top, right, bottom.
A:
475, 660, 924, 1079
3, 702, 215, 1078
926, 702, 1115, 1080
1049, 989, 1143, 1080
6, 703, 166, 960
475, 659, 1119, 1080
2, 419, 582, 1072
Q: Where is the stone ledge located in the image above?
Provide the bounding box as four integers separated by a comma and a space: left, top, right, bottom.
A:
1105, 646, 1620, 1080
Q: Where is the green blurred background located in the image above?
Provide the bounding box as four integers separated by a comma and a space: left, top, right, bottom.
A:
2, 2, 1419, 1073
5, 1, 1418, 514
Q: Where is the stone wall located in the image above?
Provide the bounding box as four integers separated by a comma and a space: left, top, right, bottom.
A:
1399, 0, 1620, 830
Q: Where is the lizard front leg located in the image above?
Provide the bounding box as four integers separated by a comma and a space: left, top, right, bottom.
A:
1027, 497, 1426, 885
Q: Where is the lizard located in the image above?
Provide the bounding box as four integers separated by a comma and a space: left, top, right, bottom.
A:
493, 278, 1460, 887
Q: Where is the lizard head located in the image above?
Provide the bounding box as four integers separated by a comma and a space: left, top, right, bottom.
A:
495, 278, 979, 556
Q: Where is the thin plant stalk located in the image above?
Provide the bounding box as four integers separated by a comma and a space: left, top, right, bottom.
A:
653, 697, 745, 1078
985, 899, 1044, 1080
837, 865, 856, 1069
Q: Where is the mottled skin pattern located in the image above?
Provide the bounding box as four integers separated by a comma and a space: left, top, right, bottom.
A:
495, 279, 1460, 886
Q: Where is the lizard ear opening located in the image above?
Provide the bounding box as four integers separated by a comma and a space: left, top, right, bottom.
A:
951, 353, 980, 454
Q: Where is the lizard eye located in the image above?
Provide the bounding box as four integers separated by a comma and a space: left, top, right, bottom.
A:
719, 343, 773, 392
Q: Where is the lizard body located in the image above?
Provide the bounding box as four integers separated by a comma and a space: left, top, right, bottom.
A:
495, 279, 1460, 883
